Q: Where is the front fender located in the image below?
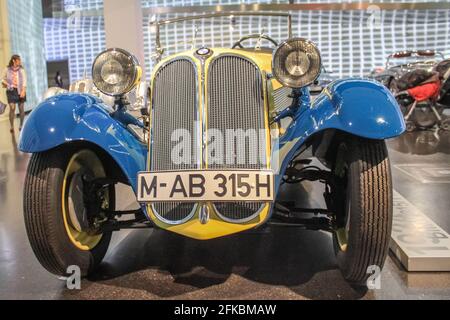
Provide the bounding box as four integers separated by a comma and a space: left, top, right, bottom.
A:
316, 78, 405, 139
19, 93, 147, 191
274, 78, 405, 191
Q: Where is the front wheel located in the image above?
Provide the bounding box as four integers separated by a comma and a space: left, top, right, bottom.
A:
331, 138, 393, 286
23, 147, 114, 277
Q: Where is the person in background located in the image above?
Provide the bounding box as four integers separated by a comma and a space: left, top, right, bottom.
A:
1, 55, 27, 133
55, 71, 63, 88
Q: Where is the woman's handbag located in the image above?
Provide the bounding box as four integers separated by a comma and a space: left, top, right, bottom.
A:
0, 88, 7, 115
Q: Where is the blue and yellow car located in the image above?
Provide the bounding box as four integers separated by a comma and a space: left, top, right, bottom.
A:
20, 13, 405, 286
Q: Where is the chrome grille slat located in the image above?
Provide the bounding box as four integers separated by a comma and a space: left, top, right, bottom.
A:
273, 87, 294, 111
151, 58, 198, 224
207, 55, 267, 222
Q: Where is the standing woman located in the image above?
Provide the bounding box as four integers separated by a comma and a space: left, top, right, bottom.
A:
55, 71, 63, 88
1, 55, 27, 133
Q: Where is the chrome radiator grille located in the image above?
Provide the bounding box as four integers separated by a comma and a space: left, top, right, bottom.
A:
150, 58, 198, 224
207, 55, 267, 222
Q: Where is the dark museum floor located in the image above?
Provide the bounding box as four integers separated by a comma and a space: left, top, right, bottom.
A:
1, 117, 450, 300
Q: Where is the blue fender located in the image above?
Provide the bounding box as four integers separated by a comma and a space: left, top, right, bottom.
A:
19, 93, 148, 192
313, 78, 406, 138
274, 78, 405, 192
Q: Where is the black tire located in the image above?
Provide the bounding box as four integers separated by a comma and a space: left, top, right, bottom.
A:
332, 138, 393, 286
23, 147, 113, 277
441, 118, 450, 131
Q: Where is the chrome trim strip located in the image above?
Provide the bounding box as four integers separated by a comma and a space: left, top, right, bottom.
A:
197, 54, 208, 169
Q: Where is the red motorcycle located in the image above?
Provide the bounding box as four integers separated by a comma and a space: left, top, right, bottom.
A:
395, 59, 450, 132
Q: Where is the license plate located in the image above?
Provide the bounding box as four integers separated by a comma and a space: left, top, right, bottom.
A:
137, 170, 274, 203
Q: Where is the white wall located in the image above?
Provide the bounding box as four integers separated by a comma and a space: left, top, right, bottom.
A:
0, 0, 10, 122
103, 0, 146, 76
6, 0, 48, 111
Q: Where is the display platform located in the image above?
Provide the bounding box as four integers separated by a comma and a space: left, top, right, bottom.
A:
392, 191, 450, 272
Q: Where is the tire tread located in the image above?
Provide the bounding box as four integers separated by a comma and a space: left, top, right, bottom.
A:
338, 138, 393, 285
24, 153, 65, 275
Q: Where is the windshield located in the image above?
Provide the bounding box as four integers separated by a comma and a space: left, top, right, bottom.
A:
386, 52, 444, 68
150, 13, 292, 60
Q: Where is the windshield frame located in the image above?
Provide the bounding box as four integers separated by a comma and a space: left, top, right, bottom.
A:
150, 12, 293, 59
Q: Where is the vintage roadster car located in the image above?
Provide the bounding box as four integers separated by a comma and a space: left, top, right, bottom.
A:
20, 13, 405, 286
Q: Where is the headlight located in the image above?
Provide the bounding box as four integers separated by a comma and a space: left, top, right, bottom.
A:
92, 48, 141, 96
273, 38, 322, 88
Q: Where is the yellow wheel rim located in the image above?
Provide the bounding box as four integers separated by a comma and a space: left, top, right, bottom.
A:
334, 143, 350, 252
335, 194, 351, 253
335, 228, 348, 252
62, 150, 107, 251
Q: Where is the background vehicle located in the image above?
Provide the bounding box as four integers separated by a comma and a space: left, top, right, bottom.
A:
44, 78, 149, 112
19, 13, 405, 286
395, 59, 450, 131
372, 50, 445, 92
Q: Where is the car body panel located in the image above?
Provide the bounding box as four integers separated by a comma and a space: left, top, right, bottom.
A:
19, 93, 148, 192
274, 78, 405, 191
149, 203, 272, 241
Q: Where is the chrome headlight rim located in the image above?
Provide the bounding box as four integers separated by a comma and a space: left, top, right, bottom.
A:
92, 48, 141, 97
272, 38, 322, 89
